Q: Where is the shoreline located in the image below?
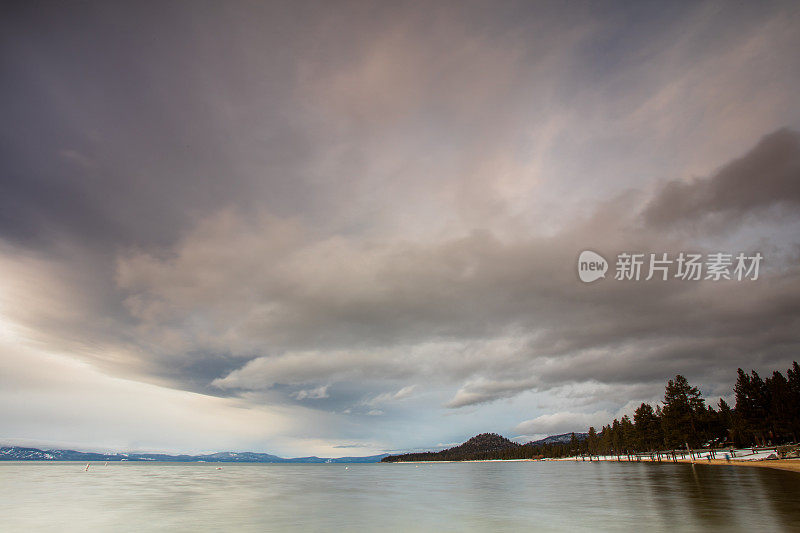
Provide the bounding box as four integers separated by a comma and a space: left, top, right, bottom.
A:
551, 453, 800, 474
5, 457, 800, 473
389, 457, 800, 473
672, 457, 800, 473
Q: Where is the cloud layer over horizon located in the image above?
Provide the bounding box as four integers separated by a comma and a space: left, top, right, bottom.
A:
1, 0, 799, 456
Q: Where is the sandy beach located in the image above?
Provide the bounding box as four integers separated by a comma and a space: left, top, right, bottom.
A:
672, 458, 800, 474
550, 451, 800, 474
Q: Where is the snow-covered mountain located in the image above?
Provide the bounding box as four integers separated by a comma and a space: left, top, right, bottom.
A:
526, 432, 588, 446
0, 446, 387, 463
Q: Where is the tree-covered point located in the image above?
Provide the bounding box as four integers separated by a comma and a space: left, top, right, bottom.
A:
382, 362, 800, 462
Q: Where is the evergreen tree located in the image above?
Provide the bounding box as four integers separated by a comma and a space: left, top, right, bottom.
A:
569, 432, 579, 456
620, 415, 635, 453
786, 362, 800, 440
734, 369, 770, 445
597, 424, 613, 455
717, 398, 732, 425
611, 419, 622, 454
699, 404, 720, 446
653, 405, 666, 448
661, 375, 705, 448
765, 370, 793, 442
586, 426, 598, 455
634, 403, 662, 451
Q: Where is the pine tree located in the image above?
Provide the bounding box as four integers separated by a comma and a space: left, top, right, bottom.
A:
587, 426, 598, 455
611, 419, 622, 455
600, 424, 612, 455
634, 403, 663, 451
766, 370, 792, 442
661, 375, 705, 448
786, 362, 800, 440
699, 404, 721, 446
620, 415, 635, 453
713, 398, 734, 446
653, 405, 666, 448
735, 369, 770, 445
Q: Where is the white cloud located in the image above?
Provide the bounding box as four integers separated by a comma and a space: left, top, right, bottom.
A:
445, 378, 540, 409
211, 349, 413, 390
514, 410, 614, 436
364, 385, 418, 407
293, 385, 330, 400
0, 331, 296, 455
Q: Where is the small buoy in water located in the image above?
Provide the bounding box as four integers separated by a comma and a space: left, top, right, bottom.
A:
85, 463, 90, 471
216, 467, 222, 470
345, 466, 349, 470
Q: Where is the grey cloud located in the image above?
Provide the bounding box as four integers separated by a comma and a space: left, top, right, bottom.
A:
2, 1, 800, 452
118, 160, 800, 411
109, 124, 800, 411
643, 129, 800, 229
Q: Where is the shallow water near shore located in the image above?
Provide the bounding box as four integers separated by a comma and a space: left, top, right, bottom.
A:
2, 460, 799, 532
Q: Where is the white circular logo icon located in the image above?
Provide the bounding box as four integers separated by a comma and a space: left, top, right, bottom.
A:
578, 250, 608, 283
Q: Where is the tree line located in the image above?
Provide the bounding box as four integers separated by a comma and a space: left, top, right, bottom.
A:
383, 361, 800, 462
575, 362, 800, 458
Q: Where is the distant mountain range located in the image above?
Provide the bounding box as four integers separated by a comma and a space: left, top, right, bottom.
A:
527, 432, 589, 446
0, 446, 388, 463
1, 432, 587, 464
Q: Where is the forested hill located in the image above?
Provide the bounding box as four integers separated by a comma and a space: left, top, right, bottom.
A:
449, 433, 519, 455
382, 432, 565, 462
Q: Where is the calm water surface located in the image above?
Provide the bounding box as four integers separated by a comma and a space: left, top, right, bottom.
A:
1, 461, 799, 532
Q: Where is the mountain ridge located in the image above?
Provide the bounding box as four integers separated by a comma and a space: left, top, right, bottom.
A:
1, 432, 588, 463
0, 446, 388, 463
526, 432, 588, 446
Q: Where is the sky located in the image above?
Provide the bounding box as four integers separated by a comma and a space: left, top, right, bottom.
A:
1, 0, 799, 457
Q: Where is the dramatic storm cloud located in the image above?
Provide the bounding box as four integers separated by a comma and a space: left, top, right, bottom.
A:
1, 1, 799, 455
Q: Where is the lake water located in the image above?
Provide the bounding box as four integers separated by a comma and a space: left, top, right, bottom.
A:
1, 461, 799, 532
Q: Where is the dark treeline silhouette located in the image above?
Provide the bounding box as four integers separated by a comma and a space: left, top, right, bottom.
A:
382, 362, 800, 462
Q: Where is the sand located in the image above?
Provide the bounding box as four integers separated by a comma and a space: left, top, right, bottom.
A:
556, 453, 800, 474
673, 457, 800, 474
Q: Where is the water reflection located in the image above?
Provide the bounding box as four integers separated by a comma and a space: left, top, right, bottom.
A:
1, 461, 798, 532
754, 468, 800, 530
